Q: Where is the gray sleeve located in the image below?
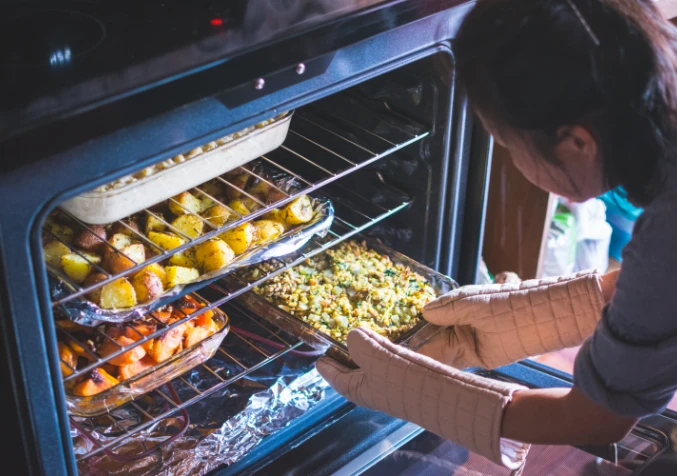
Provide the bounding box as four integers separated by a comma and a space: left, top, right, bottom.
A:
574, 208, 677, 417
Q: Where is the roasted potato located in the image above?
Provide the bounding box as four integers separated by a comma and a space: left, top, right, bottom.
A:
252, 220, 285, 245
148, 231, 186, 251
99, 278, 137, 309
165, 266, 200, 288
43, 241, 71, 268
198, 194, 216, 212
131, 270, 164, 303
246, 179, 271, 197
146, 214, 167, 233
195, 239, 235, 273
47, 223, 74, 244
108, 233, 132, 250
170, 214, 204, 239
200, 180, 223, 198
241, 195, 264, 212
202, 204, 231, 227
103, 243, 145, 274
227, 199, 250, 217
220, 222, 255, 255
111, 220, 140, 237
61, 252, 101, 283
100, 335, 146, 366
58, 342, 77, 376
224, 172, 250, 200
169, 191, 202, 216
73, 225, 107, 252
72, 368, 120, 397
283, 195, 313, 224
261, 209, 291, 230
137, 263, 167, 287
168, 250, 198, 268
83, 272, 108, 304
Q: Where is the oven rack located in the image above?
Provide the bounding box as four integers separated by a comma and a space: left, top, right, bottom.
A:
59, 188, 410, 382
47, 106, 429, 307
71, 299, 312, 462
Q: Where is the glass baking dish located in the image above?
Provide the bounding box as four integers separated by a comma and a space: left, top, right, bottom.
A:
235, 238, 457, 367
61, 295, 230, 417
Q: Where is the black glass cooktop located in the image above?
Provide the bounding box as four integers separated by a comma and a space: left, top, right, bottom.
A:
0, 0, 393, 138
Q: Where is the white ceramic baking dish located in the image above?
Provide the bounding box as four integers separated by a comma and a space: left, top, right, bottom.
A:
60, 113, 292, 224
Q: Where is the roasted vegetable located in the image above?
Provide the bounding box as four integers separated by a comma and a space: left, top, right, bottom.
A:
148, 231, 186, 251
72, 368, 120, 397
168, 250, 198, 268
99, 278, 137, 309
220, 222, 255, 255
73, 225, 107, 252
47, 223, 74, 244
136, 263, 167, 287
165, 266, 200, 288
103, 243, 145, 274
147, 327, 183, 363
200, 180, 223, 198
146, 214, 167, 233
131, 270, 164, 303
108, 233, 132, 250
170, 214, 204, 239
202, 204, 231, 227
169, 191, 202, 216
118, 356, 156, 380
283, 195, 313, 224
194, 239, 235, 273
227, 199, 250, 217
100, 335, 146, 366
253, 220, 285, 244
184, 326, 211, 349
58, 342, 78, 376
261, 209, 290, 230
61, 252, 101, 283
224, 172, 250, 200
43, 241, 71, 268
83, 272, 108, 304
111, 220, 140, 237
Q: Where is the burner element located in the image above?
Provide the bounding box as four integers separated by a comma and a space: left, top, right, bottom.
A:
0, 9, 105, 67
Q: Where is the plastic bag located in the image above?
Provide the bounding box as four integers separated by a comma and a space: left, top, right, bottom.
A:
541, 202, 577, 278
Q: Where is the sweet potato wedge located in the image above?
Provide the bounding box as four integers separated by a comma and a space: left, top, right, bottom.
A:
99, 335, 146, 366
118, 356, 156, 381
72, 368, 120, 397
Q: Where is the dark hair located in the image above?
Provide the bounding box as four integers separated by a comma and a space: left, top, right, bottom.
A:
455, 0, 677, 206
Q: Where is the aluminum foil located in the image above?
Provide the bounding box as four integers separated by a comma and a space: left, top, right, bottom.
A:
51, 173, 334, 326
75, 366, 329, 476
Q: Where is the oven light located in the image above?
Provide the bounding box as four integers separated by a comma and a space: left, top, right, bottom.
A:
210, 18, 224, 26
49, 47, 72, 66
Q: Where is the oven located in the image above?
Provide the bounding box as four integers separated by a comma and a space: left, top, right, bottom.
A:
1, 1, 676, 475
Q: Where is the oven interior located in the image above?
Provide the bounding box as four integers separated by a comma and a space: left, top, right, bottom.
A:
40, 52, 463, 473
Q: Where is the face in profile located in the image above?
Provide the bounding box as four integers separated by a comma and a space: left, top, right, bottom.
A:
482, 117, 608, 202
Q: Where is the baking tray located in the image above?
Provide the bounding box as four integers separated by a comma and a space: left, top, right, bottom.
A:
60, 113, 292, 224
62, 296, 230, 417
235, 238, 457, 367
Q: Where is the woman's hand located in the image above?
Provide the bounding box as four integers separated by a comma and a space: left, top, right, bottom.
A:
418, 270, 607, 370
316, 327, 531, 472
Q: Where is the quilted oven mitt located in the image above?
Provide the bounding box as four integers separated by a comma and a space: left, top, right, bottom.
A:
420, 271, 605, 370
316, 327, 531, 473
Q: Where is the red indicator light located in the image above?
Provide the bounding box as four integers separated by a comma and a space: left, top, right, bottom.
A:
210, 18, 223, 26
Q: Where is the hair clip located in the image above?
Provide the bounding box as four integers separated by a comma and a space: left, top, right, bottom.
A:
566, 0, 600, 46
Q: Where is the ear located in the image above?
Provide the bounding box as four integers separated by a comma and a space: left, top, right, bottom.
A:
553, 125, 598, 165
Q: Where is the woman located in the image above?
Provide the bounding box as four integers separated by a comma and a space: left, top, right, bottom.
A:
317, 0, 677, 472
